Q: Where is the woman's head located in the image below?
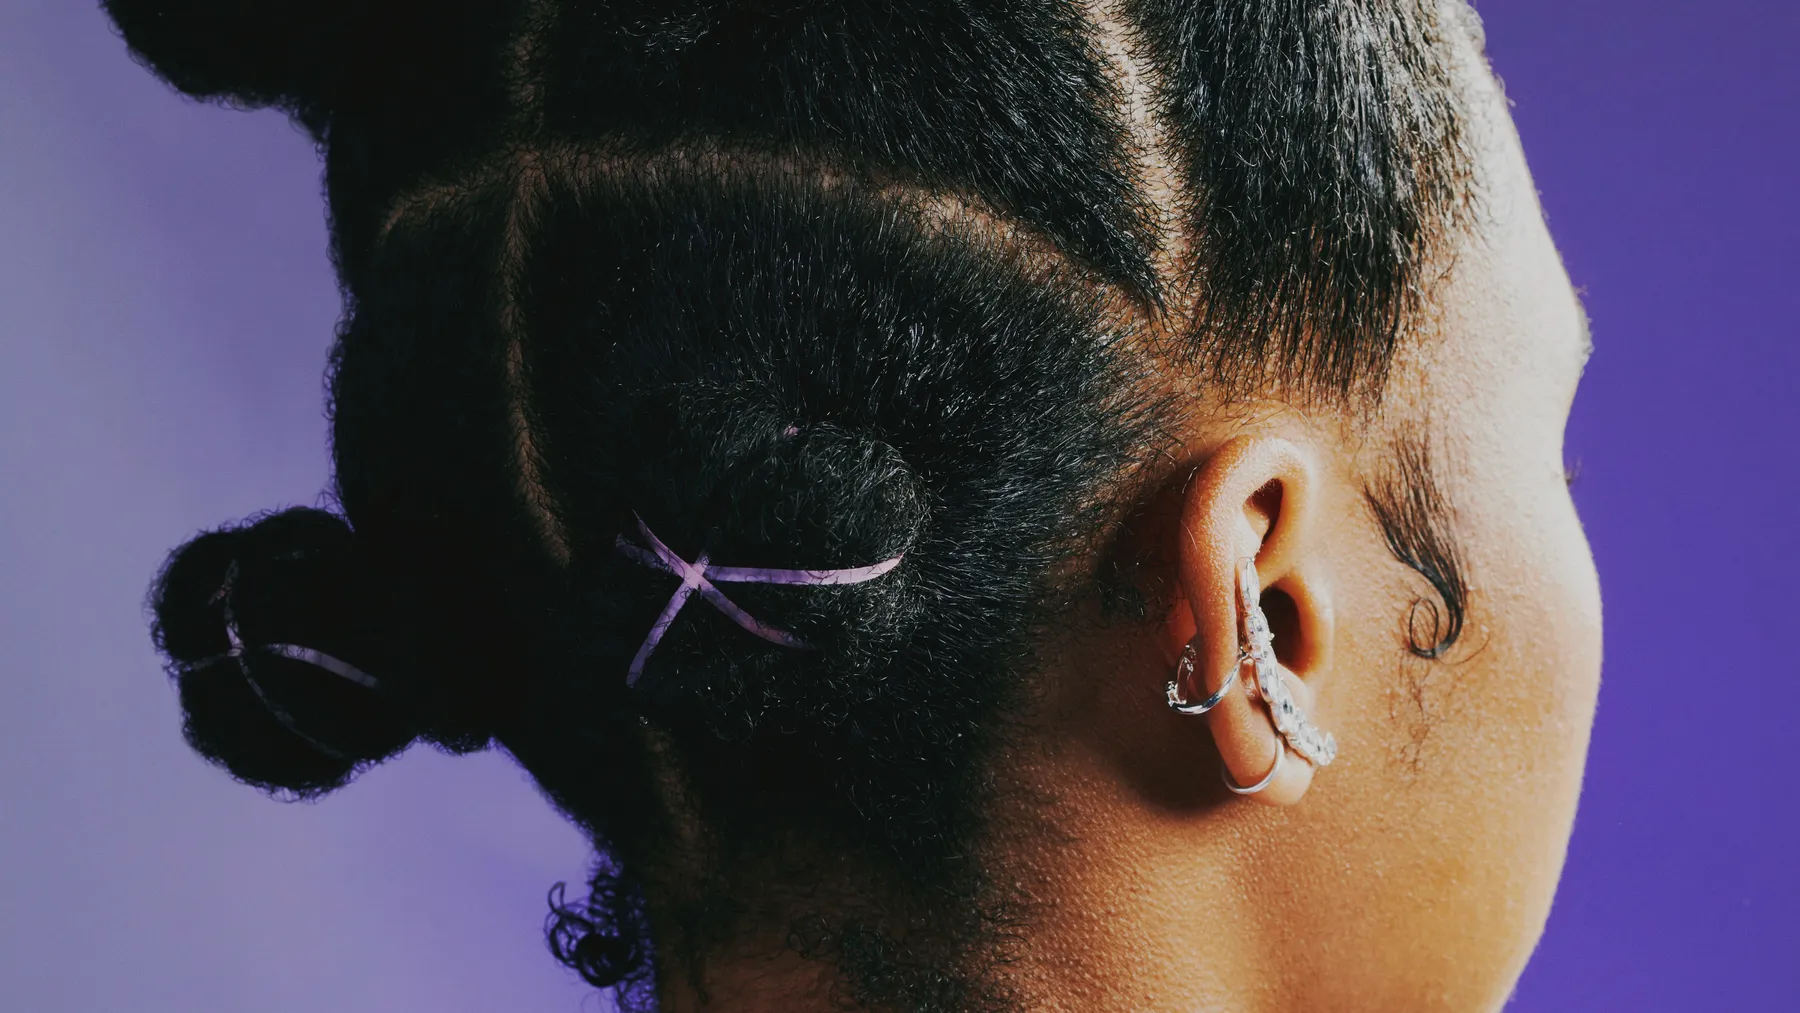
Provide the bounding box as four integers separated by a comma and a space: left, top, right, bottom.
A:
116, 1, 1600, 1009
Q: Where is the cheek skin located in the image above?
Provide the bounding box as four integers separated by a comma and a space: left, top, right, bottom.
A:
1279, 325, 1601, 1012
1365, 29, 1603, 1006
1250, 476, 1600, 1013
1398, 409, 1601, 1012
1427, 252, 1603, 1008
1264, 45, 1604, 1009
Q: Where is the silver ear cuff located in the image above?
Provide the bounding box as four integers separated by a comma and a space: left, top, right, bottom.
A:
1221, 743, 1285, 795
1165, 638, 1238, 715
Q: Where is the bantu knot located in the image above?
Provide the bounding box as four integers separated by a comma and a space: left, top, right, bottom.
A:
150, 507, 419, 798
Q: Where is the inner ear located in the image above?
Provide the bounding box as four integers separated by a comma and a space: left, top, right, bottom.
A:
1248, 478, 1283, 537
1261, 586, 1302, 671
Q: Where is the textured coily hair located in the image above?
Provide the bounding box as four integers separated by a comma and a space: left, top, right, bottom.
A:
111, 1, 1478, 1009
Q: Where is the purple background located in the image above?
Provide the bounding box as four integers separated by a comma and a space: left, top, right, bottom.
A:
1, 1, 1793, 1009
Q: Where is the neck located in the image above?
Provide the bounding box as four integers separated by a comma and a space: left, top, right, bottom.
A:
643, 751, 1287, 1013
645, 638, 1289, 1013
1020, 826, 1278, 1011
970, 620, 1296, 1013
643, 846, 1019, 1012
647, 801, 1275, 1013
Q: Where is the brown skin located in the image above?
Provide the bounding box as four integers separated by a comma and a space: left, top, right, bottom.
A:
660, 14, 1600, 1013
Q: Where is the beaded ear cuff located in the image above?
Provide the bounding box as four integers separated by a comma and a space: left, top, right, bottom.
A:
1235, 558, 1337, 768
1166, 558, 1337, 793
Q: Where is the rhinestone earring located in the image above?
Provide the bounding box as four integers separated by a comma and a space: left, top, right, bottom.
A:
1236, 558, 1337, 767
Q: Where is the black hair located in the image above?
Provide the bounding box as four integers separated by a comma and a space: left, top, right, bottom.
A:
112, 1, 1478, 1008
1126, 0, 1475, 397
150, 507, 421, 795
1365, 429, 1470, 660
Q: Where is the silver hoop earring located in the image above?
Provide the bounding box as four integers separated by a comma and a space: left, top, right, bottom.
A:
1237, 558, 1338, 768
1165, 638, 1240, 715
1221, 743, 1285, 795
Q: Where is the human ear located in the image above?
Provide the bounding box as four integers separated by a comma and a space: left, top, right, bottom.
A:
1163, 436, 1335, 807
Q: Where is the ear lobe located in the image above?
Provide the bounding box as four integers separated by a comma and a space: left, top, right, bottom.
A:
104, 0, 362, 111
1168, 437, 1334, 807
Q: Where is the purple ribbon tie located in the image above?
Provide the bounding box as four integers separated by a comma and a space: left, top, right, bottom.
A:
181, 563, 382, 762
616, 513, 904, 686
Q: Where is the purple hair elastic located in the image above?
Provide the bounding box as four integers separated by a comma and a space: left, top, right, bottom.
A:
615, 512, 904, 687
